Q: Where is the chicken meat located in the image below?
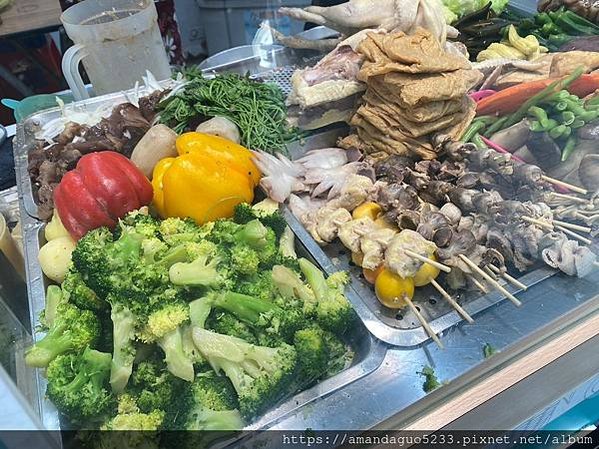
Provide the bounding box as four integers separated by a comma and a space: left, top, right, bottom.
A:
385, 230, 437, 278
338, 217, 377, 253
361, 227, 398, 270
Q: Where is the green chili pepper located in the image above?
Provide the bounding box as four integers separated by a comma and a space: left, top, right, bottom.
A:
585, 95, 599, 107
561, 136, 578, 162
571, 119, 586, 129
504, 67, 585, 129
555, 102, 568, 111
566, 101, 586, 115
461, 121, 487, 142
562, 9, 599, 32
547, 90, 570, 102
562, 111, 576, 125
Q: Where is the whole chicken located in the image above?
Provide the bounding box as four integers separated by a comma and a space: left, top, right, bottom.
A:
280, 0, 452, 46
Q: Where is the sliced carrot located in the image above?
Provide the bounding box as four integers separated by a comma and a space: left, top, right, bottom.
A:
476, 74, 599, 116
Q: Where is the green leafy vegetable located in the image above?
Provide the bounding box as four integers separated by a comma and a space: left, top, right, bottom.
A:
158, 70, 294, 154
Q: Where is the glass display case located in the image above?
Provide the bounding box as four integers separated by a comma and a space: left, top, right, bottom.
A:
3, 0, 599, 444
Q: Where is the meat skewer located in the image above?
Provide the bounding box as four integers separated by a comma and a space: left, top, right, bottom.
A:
556, 226, 592, 245
402, 295, 444, 349
404, 250, 451, 273
459, 255, 522, 306
540, 176, 588, 195
489, 265, 528, 291
430, 279, 474, 323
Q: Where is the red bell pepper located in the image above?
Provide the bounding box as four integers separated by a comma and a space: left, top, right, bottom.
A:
54, 152, 153, 240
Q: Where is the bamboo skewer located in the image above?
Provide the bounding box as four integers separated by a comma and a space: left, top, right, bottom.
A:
459, 255, 522, 307
552, 220, 592, 234
549, 192, 590, 204
404, 249, 452, 273
430, 279, 474, 324
403, 295, 444, 349
541, 175, 588, 195
522, 216, 553, 231
489, 265, 528, 291
556, 226, 592, 245
468, 274, 489, 294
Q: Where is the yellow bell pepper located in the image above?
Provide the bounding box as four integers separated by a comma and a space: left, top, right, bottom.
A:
152, 133, 260, 224
176, 132, 261, 187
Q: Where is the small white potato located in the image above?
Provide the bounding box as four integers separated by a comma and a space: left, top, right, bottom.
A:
38, 236, 76, 283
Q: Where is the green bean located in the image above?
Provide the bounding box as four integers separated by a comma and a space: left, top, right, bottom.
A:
561, 136, 578, 162
472, 133, 486, 150
550, 124, 568, 139
529, 120, 545, 132
473, 115, 499, 126
484, 116, 509, 136
578, 110, 599, 122
504, 67, 585, 128
461, 121, 487, 142
562, 111, 576, 125
528, 106, 550, 127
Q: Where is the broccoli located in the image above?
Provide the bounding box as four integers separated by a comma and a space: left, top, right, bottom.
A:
109, 303, 137, 393
25, 302, 100, 368
116, 208, 160, 236
209, 219, 277, 261
72, 226, 143, 298
130, 357, 180, 414
46, 347, 114, 425
419, 366, 441, 393
102, 394, 165, 430
207, 291, 306, 343
293, 326, 330, 386
322, 331, 353, 378
169, 242, 225, 287
138, 303, 194, 382
141, 238, 188, 267
179, 372, 245, 431
233, 200, 287, 240
192, 327, 296, 419
299, 259, 354, 336
159, 217, 212, 246
62, 268, 107, 312
206, 312, 258, 344
230, 245, 260, 276
279, 226, 297, 260
271, 265, 317, 315
41, 285, 67, 328
235, 271, 278, 303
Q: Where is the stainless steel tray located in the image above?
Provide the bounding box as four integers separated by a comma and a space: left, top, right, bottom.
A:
286, 130, 560, 347
18, 191, 386, 430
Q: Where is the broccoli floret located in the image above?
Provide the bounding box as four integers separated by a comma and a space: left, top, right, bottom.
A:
230, 245, 260, 276
419, 366, 441, 393
25, 302, 100, 368
235, 271, 278, 303
180, 372, 244, 431
41, 285, 67, 328
102, 394, 165, 430
322, 331, 353, 378
271, 265, 317, 315
299, 259, 354, 336
135, 303, 194, 382
206, 312, 258, 344
210, 291, 306, 343
109, 303, 137, 393
233, 200, 287, 240
115, 210, 160, 239
279, 226, 297, 260
169, 244, 225, 287
62, 268, 107, 312
159, 217, 210, 246
72, 226, 144, 298
130, 357, 180, 414
192, 327, 296, 419
141, 238, 188, 267
46, 347, 114, 425
293, 326, 330, 386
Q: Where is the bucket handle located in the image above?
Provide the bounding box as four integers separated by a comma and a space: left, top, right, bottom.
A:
61, 44, 90, 102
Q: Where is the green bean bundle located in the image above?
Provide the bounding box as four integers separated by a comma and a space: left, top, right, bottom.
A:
158, 70, 294, 154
